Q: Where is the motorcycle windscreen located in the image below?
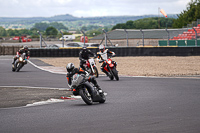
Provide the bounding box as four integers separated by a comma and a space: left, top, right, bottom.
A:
72, 74, 84, 87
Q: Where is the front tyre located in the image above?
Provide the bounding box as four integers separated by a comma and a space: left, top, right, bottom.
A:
79, 89, 93, 105
12, 64, 15, 72
16, 63, 23, 72
112, 68, 119, 81
93, 66, 99, 78
99, 93, 106, 103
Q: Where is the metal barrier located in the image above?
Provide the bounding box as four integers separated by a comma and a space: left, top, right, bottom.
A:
28, 47, 200, 57
1, 46, 200, 56
0, 46, 21, 55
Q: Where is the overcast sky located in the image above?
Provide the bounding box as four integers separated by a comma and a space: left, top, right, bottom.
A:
0, 0, 191, 18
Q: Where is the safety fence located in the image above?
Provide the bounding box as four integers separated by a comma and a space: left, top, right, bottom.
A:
0, 46, 22, 55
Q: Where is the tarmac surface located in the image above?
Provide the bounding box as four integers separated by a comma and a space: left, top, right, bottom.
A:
0, 55, 71, 108
1, 55, 200, 133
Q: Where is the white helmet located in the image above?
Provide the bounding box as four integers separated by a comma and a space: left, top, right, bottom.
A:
99, 45, 105, 52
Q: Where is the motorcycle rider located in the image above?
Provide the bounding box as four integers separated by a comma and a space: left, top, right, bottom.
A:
66, 63, 103, 95
79, 46, 96, 71
97, 45, 117, 76
12, 45, 30, 65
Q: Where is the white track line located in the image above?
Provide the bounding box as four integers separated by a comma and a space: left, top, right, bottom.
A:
0, 86, 70, 90
28, 60, 66, 74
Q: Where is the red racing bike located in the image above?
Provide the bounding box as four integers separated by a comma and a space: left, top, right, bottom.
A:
99, 56, 119, 81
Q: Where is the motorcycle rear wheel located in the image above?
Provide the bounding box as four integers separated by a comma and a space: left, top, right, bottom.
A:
79, 89, 93, 105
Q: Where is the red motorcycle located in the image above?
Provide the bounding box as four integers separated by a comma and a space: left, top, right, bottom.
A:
99, 56, 119, 80
83, 58, 99, 78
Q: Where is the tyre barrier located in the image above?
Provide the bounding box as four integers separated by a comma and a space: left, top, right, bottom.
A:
29, 47, 200, 57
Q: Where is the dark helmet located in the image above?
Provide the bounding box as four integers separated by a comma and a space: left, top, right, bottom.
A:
23, 45, 28, 51
99, 45, 105, 52
82, 46, 87, 51
66, 63, 75, 72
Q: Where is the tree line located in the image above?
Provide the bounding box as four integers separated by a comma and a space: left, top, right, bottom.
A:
173, 0, 200, 28
112, 0, 200, 30
112, 17, 175, 30
0, 22, 69, 38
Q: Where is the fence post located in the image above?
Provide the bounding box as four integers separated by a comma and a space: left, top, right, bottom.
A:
37, 31, 42, 48
3, 46, 5, 55
193, 28, 197, 47
165, 28, 170, 46
140, 29, 144, 46
60, 30, 64, 47
124, 29, 129, 47
81, 30, 86, 46
102, 29, 107, 46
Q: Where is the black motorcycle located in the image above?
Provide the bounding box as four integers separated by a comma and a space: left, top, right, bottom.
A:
12, 53, 27, 72
71, 73, 106, 105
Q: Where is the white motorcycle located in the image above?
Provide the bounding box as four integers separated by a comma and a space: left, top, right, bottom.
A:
12, 53, 27, 72
84, 58, 99, 78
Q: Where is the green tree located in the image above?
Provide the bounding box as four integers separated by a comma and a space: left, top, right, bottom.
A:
45, 26, 58, 37
49, 22, 68, 31
87, 29, 102, 37
81, 26, 87, 31
33, 23, 49, 31
173, 0, 200, 28
7, 29, 15, 36
112, 17, 175, 30
0, 26, 7, 36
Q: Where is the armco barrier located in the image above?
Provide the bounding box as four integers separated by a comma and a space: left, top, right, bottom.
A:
28, 47, 200, 57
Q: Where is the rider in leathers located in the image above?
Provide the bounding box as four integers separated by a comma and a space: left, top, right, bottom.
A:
66, 63, 103, 95
79, 46, 96, 71
12, 45, 30, 65
97, 45, 116, 76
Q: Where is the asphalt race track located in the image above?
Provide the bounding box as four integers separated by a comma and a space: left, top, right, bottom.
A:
1, 56, 200, 133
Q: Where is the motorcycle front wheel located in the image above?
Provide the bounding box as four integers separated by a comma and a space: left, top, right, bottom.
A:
16, 63, 23, 72
79, 88, 93, 105
112, 67, 119, 81
93, 66, 99, 78
99, 93, 106, 103
12, 64, 15, 72
108, 67, 114, 80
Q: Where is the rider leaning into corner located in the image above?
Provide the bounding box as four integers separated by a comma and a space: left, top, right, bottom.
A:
79, 46, 96, 71
97, 45, 117, 76
12, 45, 30, 65
66, 63, 103, 95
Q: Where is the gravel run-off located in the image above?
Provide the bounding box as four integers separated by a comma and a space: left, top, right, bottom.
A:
40, 56, 200, 77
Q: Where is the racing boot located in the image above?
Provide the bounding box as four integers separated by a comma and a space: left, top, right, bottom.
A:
95, 85, 104, 94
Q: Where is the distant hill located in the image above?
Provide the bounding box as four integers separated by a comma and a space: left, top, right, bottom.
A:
0, 14, 178, 30
0, 14, 178, 23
